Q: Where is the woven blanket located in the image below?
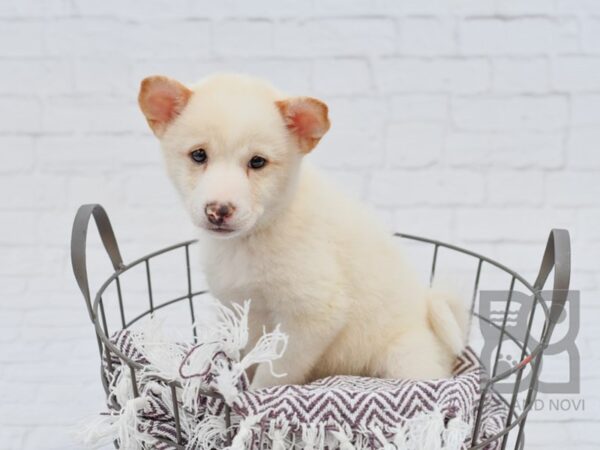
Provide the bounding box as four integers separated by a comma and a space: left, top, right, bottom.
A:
81, 300, 507, 450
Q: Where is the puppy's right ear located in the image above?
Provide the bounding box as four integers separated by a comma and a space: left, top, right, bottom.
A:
138, 75, 192, 137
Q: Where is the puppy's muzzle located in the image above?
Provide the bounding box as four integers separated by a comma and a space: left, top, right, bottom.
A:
205, 202, 235, 225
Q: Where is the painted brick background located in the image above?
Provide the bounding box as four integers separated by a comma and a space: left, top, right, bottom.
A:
0, 1, 599, 448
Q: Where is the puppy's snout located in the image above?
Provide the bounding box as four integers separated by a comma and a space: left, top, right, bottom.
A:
205, 202, 235, 225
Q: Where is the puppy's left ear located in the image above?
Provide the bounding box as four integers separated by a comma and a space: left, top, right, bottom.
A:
276, 97, 330, 153
138, 75, 192, 137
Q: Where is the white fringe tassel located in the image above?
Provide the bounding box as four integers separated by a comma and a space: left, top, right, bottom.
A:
225, 414, 263, 450
186, 415, 227, 450
212, 299, 251, 360
209, 322, 288, 405
443, 416, 471, 450
239, 324, 289, 377
330, 424, 355, 450
77, 397, 151, 450
270, 419, 294, 450
132, 316, 187, 380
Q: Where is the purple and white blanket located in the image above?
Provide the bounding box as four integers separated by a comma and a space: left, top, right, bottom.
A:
83, 301, 507, 450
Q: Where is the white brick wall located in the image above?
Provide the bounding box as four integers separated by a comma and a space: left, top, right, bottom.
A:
1, 1, 599, 448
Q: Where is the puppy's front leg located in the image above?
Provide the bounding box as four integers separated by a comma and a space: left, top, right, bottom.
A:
251, 309, 344, 389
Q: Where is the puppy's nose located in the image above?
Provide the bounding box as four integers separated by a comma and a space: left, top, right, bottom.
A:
205, 202, 235, 225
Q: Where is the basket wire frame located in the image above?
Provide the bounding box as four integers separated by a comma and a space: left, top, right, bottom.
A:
71, 204, 571, 450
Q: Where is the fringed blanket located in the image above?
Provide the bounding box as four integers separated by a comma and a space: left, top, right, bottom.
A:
80, 300, 507, 450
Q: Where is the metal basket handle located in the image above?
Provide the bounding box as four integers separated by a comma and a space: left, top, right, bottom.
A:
534, 228, 571, 341
71, 204, 124, 322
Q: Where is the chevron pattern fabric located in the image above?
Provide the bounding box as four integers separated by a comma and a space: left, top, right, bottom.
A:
101, 330, 507, 449
230, 347, 505, 449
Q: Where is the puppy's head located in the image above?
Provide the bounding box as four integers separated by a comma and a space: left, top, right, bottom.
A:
138, 74, 330, 239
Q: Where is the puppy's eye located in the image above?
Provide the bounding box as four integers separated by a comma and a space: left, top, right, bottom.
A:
190, 149, 207, 164
248, 155, 267, 170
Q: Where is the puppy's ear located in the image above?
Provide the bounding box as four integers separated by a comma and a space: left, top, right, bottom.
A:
276, 97, 330, 153
138, 75, 192, 137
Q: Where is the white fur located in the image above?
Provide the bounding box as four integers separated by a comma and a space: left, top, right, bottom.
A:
143, 73, 468, 387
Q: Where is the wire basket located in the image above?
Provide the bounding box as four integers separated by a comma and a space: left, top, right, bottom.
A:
71, 204, 571, 450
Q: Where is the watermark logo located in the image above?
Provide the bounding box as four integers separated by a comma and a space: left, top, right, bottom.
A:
479, 290, 580, 394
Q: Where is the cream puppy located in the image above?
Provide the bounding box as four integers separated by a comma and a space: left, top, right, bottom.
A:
138, 74, 468, 388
